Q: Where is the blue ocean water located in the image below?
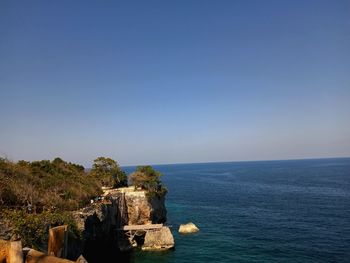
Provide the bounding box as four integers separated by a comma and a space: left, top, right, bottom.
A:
125, 158, 350, 263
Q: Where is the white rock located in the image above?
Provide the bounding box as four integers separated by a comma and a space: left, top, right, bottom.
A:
142, 226, 175, 250
178, 222, 199, 234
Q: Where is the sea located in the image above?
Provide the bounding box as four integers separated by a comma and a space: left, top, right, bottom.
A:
123, 158, 350, 263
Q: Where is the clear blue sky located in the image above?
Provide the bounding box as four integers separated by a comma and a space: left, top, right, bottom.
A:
0, 0, 349, 166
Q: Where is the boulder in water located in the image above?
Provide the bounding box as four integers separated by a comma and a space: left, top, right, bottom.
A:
142, 226, 174, 251
178, 222, 199, 234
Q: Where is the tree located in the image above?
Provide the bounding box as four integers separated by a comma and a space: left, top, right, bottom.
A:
89, 157, 127, 188
129, 166, 167, 198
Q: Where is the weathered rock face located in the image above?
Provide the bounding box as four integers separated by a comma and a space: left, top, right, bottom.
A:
120, 188, 167, 225
178, 222, 199, 234
73, 202, 117, 242
71, 191, 132, 257
149, 196, 167, 224
0, 239, 23, 263
142, 226, 174, 251
0, 239, 8, 262
124, 190, 151, 225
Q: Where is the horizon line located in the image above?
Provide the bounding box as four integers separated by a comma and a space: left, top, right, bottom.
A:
1, 155, 349, 169
122, 156, 350, 168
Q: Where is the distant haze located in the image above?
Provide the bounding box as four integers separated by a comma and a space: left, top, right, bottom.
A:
1, 1, 349, 166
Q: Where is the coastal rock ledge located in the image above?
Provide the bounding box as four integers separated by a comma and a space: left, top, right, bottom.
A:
178, 222, 199, 234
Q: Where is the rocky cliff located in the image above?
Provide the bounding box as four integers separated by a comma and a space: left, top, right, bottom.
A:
105, 187, 167, 225
72, 187, 173, 258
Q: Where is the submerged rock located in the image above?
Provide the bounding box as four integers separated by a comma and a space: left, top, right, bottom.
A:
178, 222, 199, 234
142, 226, 174, 251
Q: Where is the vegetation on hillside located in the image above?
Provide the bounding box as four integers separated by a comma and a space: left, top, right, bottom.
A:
0, 156, 166, 247
0, 157, 101, 211
0, 157, 108, 247
129, 165, 167, 199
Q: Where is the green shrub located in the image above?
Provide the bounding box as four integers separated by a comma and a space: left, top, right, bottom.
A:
2, 210, 81, 250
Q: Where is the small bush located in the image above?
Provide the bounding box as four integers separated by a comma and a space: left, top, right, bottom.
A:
2, 209, 81, 250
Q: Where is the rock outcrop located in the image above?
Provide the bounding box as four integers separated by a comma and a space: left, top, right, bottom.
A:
142, 226, 174, 251
72, 192, 131, 256
72, 187, 172, 256
104, 187, 167, 225
178, 222, 199, 234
